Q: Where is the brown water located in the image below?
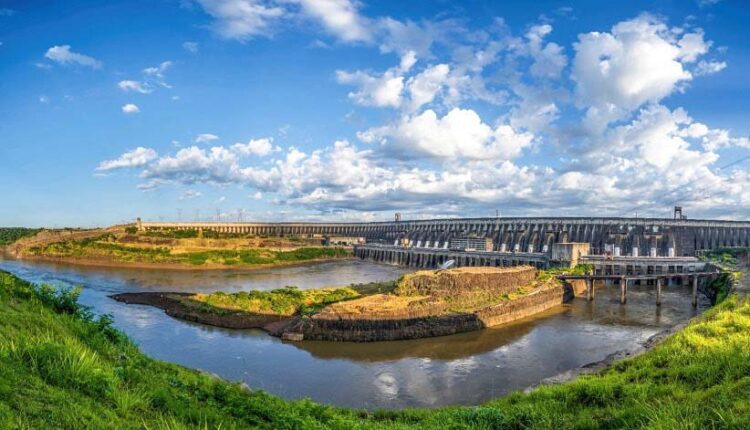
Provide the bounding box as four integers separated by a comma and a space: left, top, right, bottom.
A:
0, 258, 709, 409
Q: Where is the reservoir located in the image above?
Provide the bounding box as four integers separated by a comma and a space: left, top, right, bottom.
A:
0, 258, 709, 409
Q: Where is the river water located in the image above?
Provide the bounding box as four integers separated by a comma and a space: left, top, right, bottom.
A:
0, 258, 710, 409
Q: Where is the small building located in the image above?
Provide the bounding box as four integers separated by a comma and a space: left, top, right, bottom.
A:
449, 237, 494, 252
549, 242, 591, 267
325, 236, 365, 246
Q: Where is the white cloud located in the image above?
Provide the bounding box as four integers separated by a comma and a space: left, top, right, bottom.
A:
142, 61, 173, 88
231, 138, 275, 156
336, 69, 404, 108
195, 133, 220, 144
695, 60, 727, 76
526, 24, 567, 79
405, 64, 450, 111
44, 45, 102, 68
572, 14, 709, 129
96, 147, 157, 171
251, 191, 263, 199
196, 0, 285, 40
358, 108, 534, 160
121, 103, 140, 114
38, 95, 49, 104
182, 41, 199, 53
295, 0, 371, 42
118, 61, 173, 96
677, 31, 709, 63
118, 80, 152, 94
180, 190, 203, 200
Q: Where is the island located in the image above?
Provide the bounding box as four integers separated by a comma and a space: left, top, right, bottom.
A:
113, 266, 571, 342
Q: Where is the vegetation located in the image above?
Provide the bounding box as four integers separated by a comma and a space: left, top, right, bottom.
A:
27, 236, 350, 267
195, 286, 361, 317
0, 227, 41, 246
701, 247, 750, 269
2, 261, 748, 428
188, 281, 395, 318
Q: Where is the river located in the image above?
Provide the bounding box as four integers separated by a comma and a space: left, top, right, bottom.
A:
0, 258, 710, 409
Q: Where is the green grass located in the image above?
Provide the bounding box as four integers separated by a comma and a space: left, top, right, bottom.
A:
0, 227, 41, 245
1, 269, 749, 429
27, 237, 350, 267
193, 281, 397, 317
197, 286, 362, 316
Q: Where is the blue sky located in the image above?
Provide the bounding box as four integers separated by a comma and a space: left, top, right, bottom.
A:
1, 0, 749, 227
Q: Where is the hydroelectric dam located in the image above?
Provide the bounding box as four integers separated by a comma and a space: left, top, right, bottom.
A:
138, 215, 750, 258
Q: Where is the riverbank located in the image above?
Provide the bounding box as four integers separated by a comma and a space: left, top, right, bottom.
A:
13, 229, 352, 270
19, 253, 356, 271
2, 265, 749, 428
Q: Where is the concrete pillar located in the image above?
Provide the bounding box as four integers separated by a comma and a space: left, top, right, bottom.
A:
632, 247, 639, 257
656, 278, 662, 307
587, 278, 595, 301
692, 276, 698, 308
620, 278, 627, 304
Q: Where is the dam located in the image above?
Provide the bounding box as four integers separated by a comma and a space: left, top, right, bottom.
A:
138, 213, 750, 257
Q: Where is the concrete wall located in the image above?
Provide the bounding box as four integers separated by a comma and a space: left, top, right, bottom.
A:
139, 216, 750, 257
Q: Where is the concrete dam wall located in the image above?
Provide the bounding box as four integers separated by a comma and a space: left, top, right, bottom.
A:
139, 217, 750, 257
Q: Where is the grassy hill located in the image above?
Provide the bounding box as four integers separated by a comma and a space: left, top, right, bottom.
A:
1, 269, 749, 429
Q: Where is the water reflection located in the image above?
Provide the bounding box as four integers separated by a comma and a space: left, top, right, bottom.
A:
0, 257, 709, 409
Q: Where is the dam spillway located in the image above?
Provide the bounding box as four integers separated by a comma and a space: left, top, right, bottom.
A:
139, 216, 750, 257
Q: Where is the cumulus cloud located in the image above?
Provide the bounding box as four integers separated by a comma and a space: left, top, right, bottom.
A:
695, 60, 727, 76
231, 138, 275, 156
572, 14, 709, 129
121, 103, 140, 114
95, 12, 750, 219
44, 45, 102, 68
405, 63, 450, 111
526, 24, 567, 79
195, 133, 220, 143
336, 68, 405, 108
295, 0, 371, 42
96, 147, 157, 171
358, 108, 534, 160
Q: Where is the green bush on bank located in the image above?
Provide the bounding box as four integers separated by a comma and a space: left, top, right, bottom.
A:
28, 238, 350, 266
1, 268, 748, 429
0, 227, 41, 246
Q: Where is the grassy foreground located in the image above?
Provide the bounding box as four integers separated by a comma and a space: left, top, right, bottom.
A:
27, 236, 350, 267
1, 270, 749, 429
